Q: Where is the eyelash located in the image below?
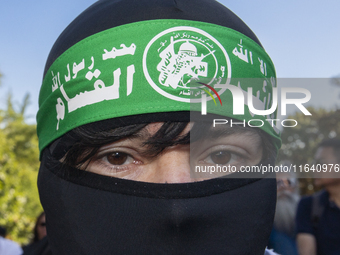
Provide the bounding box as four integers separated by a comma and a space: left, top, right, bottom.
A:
93, 151, 142, 172
198, 148, 247, 166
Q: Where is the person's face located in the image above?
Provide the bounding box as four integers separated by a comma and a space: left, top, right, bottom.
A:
81, 122, 263, 183
314, 146, 340, 187
37, 214, 47, 241
276, 173, 297, 197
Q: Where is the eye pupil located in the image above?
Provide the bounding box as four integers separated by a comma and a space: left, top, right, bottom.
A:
211, 151, 231, 165
107, 152, 128, 165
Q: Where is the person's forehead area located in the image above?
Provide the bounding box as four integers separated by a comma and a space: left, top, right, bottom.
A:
135, 122, 261, 141
315, 146, 337, 162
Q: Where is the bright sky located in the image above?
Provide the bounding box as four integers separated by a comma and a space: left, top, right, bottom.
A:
0, 0, 339, 122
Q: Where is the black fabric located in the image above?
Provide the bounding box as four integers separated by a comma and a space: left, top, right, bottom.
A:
296, 191, 340, 255
22, 236, 52, 255
44, 0, 262, 76
39, 149, 277, 255
311, 190, 326, 230
0, 227, 6, 237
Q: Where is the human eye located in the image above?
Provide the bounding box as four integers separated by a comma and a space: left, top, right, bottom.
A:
85, 147, 144, 176
100, 151, 138, 168
197, 145, 247, 167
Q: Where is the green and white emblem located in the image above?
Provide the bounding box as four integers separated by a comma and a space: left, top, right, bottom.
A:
143, 26, 231, 103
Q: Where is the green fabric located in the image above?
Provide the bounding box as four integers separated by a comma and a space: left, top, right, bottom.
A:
37, 19, 281, 154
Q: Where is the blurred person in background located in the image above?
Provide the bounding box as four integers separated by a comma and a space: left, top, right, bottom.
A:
296, 139, 340, 255
268, 161, 299, 255
23, 212, 50, 255
0, 226, 23, 255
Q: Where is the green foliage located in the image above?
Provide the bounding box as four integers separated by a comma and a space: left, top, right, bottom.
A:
278, 107, 340, 194
0, 93, 42, 245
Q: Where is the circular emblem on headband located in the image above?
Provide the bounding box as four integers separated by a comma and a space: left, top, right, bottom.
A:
143, 26, 231, 103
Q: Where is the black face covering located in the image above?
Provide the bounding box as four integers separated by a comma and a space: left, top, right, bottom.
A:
38, 149, 276, 255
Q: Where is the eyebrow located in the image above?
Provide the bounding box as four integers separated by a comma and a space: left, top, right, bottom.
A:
190, 123, 260, 142
207, 126, 258, 139
126, 127, 159, 142
118, 124, 191, 159
122, 123, 261, 159
127, 123, 260, 141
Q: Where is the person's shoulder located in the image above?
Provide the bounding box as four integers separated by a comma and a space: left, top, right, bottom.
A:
316, 190, 329, 202
0, 236, 23, 255
297, 193, 313, 210
264, 248, 279, 255
296, 194, 314, 230
298, 190, 329, 208
300, 193, 314, 203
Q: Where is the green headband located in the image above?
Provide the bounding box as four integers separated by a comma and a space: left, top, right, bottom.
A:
37, 19, 281, 155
